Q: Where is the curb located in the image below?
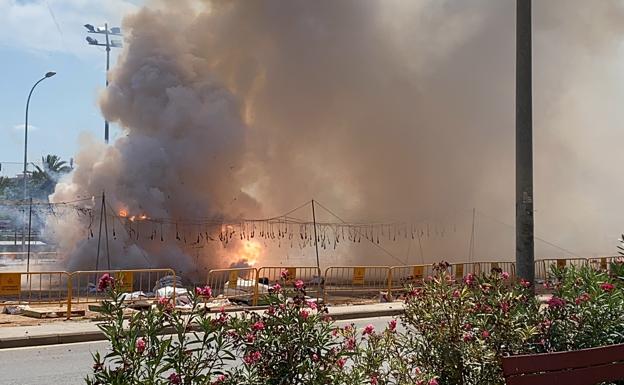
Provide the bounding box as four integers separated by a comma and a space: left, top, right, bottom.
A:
0, 308, 404, 349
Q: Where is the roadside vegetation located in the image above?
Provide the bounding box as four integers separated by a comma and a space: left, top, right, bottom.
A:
87, 260, 624, 385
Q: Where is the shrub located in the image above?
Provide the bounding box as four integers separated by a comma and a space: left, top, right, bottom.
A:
400, 262, 542, 385
85, 279, 234, 385
539, 264, 624, 352
226, 278, 346, 385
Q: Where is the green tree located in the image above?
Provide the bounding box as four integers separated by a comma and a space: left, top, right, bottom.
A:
30, 154, 72, 199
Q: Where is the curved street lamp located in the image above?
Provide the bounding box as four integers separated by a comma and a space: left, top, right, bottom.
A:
22, 71, 56, 251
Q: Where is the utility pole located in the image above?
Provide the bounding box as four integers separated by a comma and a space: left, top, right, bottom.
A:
85, 23, 122, 144
516, 0, 535, 284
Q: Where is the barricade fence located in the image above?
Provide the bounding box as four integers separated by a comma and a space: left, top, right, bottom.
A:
256, 266, 323, 304
0, 271, 70, 307
69, 269, 177, 306
0, 258, 620, 315
207, 268, 258, 305
323, 266, 391, 303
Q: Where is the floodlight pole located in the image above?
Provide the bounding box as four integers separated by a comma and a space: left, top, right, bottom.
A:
104, 22, 110, 144
516, 0, 535, 285
85, 22, 121, 144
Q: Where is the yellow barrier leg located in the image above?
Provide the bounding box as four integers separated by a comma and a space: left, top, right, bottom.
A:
66, 275, 73, 320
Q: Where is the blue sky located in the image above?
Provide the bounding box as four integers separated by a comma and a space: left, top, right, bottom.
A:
0, 0, 140, 176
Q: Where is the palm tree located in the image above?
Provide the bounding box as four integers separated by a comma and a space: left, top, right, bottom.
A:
0, 176, 12, 198
31, 154, 72, 198
32, 155, 71, 182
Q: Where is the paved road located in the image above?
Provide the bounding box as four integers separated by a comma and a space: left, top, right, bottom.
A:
0, 316, 396, 385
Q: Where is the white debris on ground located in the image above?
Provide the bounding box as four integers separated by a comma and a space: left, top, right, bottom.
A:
119, 291, 147, 301
2, 304, 29, 315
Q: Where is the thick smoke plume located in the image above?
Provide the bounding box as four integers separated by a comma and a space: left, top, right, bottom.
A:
51, 0, 624, 273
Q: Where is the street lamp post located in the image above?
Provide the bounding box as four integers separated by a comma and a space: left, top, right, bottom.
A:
84, 23, 122, 144
22, 71, 56, 251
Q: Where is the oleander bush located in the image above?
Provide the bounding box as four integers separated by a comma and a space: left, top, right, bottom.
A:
538, 262, 624, 352
87, 261, 624, 385
400, 262, 542, 385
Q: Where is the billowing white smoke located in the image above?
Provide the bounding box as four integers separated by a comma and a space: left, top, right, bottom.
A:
51, 0, 624, 273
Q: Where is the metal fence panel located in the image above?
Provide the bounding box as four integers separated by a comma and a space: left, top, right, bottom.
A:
324, 266, 390, 302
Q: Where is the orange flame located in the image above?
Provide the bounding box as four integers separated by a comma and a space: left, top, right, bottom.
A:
240, 240, 262, 266
119, 209, 128, 218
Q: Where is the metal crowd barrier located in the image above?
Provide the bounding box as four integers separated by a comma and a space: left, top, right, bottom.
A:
207, 268, 258, 305
0, 258, 617, 319
535, 258, 588, 281
256, 266, 323, 302
388, 264, 436, 295
587, 256, 620, 272
470, 261, 516, 277
67, 269, 177, 319
323, 266, 390, 303
0, 271, 70, 307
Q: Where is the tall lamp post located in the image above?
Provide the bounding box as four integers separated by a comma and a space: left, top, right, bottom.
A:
22, 71, 56, 251
84, 23, 122, 144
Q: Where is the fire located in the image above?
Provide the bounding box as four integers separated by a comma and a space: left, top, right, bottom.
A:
241, 240, 262, 266
226, 240, 263, 267
118, 208, 148, 222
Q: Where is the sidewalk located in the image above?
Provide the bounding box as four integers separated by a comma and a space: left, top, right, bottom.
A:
0, 302, 404, 349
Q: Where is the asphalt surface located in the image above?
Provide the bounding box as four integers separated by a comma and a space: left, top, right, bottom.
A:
0, 316, 397, 385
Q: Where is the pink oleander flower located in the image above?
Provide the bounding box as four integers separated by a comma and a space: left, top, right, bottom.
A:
345, 337, 356, 350
501, 301, 510, 314
271, 282, 282, 293
601, 282, 615, 292
463, 323, 472, 331
337, 358, 346, 368
243, 351, 262, 365
502, 271, 510, 279
135, 337, 146, 354
158, 297, 174, 312
370, 375, 379, 385
463, 273, 475, 286
267, 306, 276, 315
195, 285, 212, 298
520, 279, 531, 288
211, 374, 226, 385
294, 279, 305, 289
311, 353, 319, 362
300, 309, 309, 319
168, 372, 181, 385
363, 324, 375, 335
388, 319, 397, 332
245, 333, 255, 343
97, 273, 114, 292
280, 269, 289, 279
481, 330, 490, 339
429, 379, 439, 385
547, 296, 565, 308
307, 300, 318, 310
452, 289, 460, 298
463, 333, 473, 342
252, 321, 265, 331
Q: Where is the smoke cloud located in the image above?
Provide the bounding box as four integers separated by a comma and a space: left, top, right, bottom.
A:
51, 0, 624, 273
